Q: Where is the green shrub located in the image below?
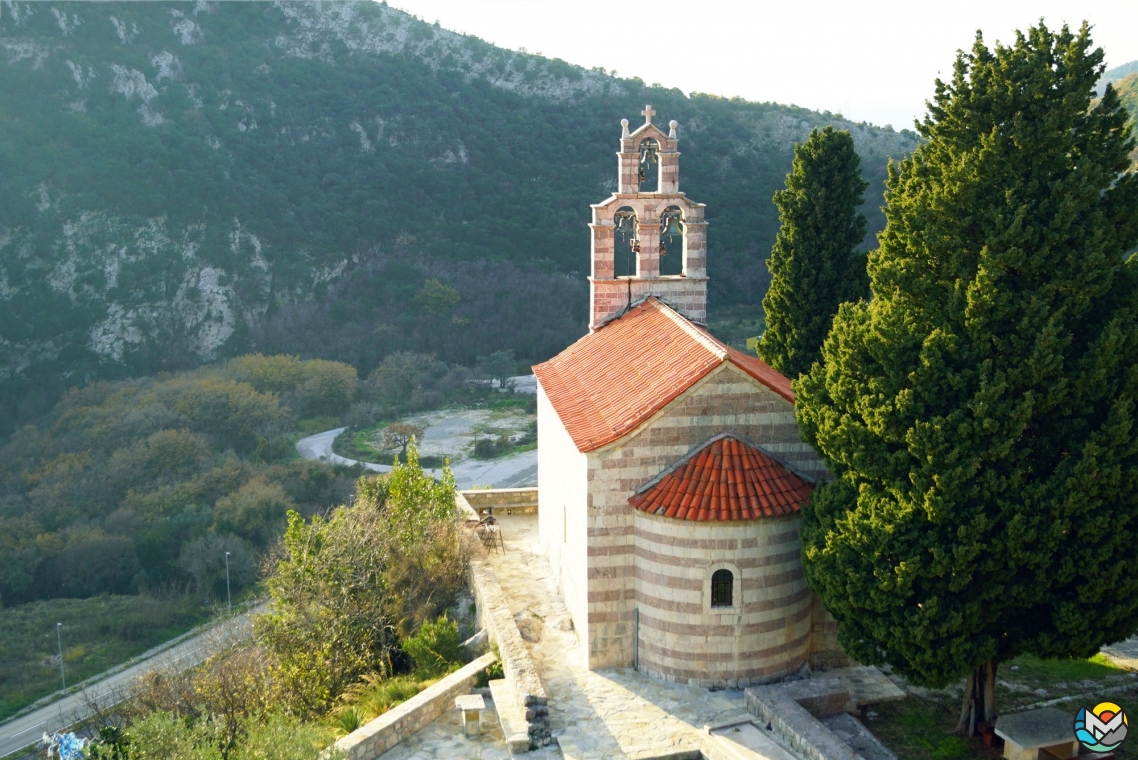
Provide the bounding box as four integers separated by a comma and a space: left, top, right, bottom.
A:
333, 706, 364, 735
357, 675, 425, 719
473, 658, 504, 688
402, 614, 464, 678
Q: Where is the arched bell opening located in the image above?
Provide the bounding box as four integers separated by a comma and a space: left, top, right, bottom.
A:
638, 138, 660, 193
613, 207, 639, 278
659, 206, 684, 276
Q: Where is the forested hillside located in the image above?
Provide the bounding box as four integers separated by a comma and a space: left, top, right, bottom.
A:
0, 354, 363, 609
0, 0, 917, 432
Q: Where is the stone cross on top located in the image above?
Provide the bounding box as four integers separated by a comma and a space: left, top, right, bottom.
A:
641, 104, 655, 125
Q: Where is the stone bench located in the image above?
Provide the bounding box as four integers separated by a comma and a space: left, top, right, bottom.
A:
994, 708, 1078, 760
455, 693, 486, 738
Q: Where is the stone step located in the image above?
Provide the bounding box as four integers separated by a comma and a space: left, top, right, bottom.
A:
488, 678, 531, 755
708, 721, 802, 760
825, 666, 906, 707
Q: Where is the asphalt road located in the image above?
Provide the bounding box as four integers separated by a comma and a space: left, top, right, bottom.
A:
0, 608, 259, 758
296, 426, 537, 488
295, 377, 540, 489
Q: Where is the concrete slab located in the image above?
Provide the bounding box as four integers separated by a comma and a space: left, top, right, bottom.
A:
709, 721, 800, 760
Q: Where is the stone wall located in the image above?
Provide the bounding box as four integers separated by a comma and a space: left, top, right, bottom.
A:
809, 594, 852, 670
461, 492, 552, 749
462, 488, 538, 515
333, 652, 498, 760
744, 678, 861, 760
582, 364, 829, 670
633, 509, 812, 687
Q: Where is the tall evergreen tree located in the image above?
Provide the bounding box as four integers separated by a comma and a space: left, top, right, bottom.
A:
795, 23, 1138, 731
758, 127, 869, 378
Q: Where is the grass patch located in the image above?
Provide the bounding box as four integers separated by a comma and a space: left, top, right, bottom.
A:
297, 416, 344, 434
1003, 653, 1123, 683
868, 654, 1138, 759
331, 426, 445, 468
0, 593, 209, 721
489, 396, 536, 413
471, 420, 536, 460
868, 695, 998, 760
472, 438, 536, 460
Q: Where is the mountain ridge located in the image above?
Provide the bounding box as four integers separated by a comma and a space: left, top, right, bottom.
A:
0, 0, 916, 431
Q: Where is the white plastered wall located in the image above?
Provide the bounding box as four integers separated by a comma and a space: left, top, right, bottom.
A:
536, 382, 590, 661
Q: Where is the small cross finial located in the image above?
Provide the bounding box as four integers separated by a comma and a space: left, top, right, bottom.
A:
641, 104, 655, 124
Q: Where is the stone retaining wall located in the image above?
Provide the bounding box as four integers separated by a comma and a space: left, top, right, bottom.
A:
458, 493, 552, 750
461, 488, 539, 515
334, 652, 498, 760
744, 678, 861, 760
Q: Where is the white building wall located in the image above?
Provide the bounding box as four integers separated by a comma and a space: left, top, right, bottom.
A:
536, 382, 590, 661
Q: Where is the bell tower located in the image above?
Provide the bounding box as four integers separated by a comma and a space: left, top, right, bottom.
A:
588, 105, 708, 329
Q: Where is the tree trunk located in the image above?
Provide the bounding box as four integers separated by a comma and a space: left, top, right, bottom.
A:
955, 660, 998, 735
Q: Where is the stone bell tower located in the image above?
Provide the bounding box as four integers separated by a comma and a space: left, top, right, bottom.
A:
588, 105, 708, 329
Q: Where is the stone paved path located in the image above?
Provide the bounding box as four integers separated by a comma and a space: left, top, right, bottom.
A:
486, 515, 758, 760
1101, 637, 1138, 670
376, 693, 561, 760
376, 514, 766, 759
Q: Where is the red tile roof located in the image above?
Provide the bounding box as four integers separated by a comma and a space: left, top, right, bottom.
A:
532, 298, 793, 452
629, 434, 813, 521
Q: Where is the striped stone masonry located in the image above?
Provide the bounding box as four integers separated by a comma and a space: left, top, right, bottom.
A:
537, 106, 850, 692
633, 510, 812, 687
591, 109, 710, 328
579, 366, 832, 671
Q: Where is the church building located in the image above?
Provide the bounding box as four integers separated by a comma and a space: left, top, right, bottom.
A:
533, 106, 846, 688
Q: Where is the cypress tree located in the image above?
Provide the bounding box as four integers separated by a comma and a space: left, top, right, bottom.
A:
758, 127, 868, 378
795, 23, 1138, 731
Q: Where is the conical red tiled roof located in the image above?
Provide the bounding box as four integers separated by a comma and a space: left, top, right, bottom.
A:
629, 435, 813, 521
533, 298, 793, 452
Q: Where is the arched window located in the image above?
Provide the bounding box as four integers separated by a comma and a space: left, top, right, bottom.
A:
659, 206, 683, 276
613, 207, 638, 277
638, 138, 660, 193
710, 569, 734, 608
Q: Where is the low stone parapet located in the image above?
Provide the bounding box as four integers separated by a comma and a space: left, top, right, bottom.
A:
468, 552, 551, 749
745, 677, 862, 760
333, 652, 497, 760
460, 488, 538, 515
458, 493, 551, 750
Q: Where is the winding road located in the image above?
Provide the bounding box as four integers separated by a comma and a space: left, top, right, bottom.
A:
296, 426, 537, 488
296, 376, 539, 489
0, 607, 261, 758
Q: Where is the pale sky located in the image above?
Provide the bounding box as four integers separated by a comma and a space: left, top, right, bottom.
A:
387, 0, 1138, 130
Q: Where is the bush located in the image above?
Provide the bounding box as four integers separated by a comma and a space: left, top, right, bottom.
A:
402, 614, 464, 678
473, 657, 504, 689
214, 479, 296, 546
256, 440, 466, 716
